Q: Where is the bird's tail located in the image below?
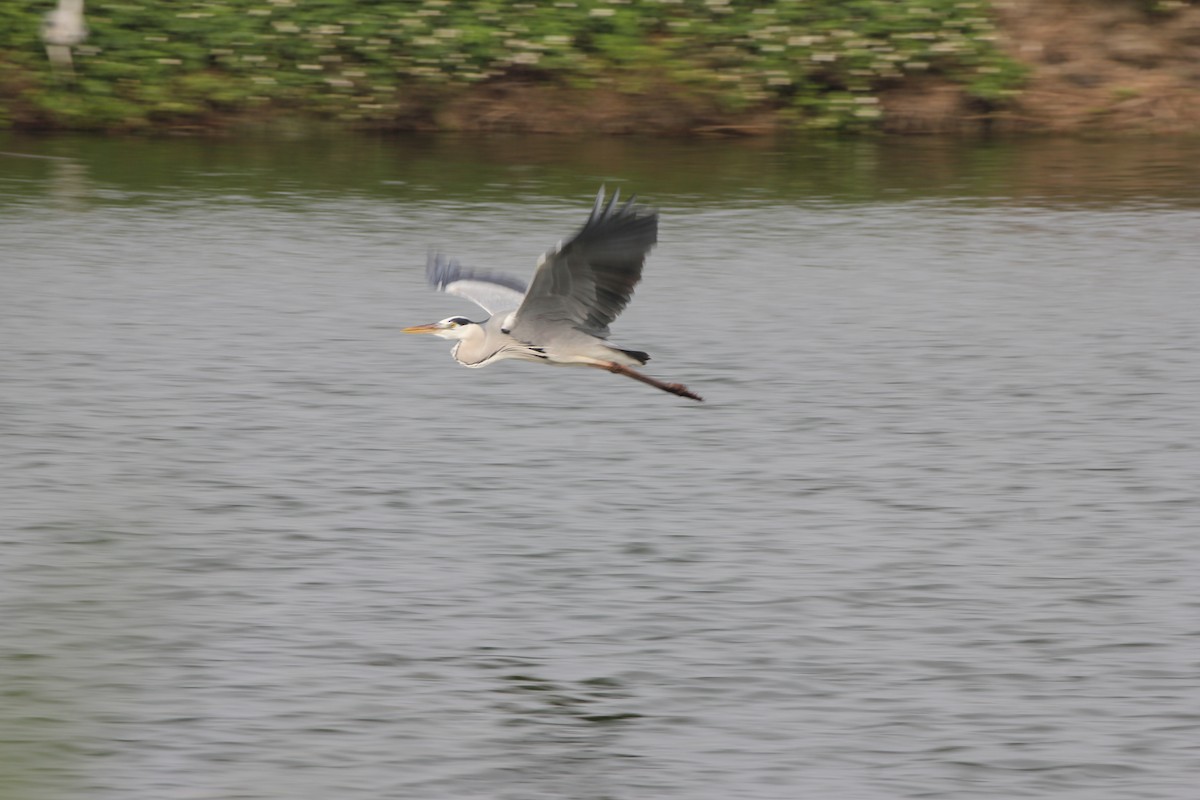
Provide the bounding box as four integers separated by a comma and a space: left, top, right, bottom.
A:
617, 348, 650, 365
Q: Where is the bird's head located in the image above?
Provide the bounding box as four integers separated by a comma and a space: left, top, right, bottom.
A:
402, 316, 479, 340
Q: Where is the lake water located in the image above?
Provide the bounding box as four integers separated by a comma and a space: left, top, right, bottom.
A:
2, 132, 1199, 800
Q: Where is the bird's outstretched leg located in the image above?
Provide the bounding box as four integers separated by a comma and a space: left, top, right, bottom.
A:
597, 361, 703, 402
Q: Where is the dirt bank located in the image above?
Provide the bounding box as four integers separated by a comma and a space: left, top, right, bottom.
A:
419, 1, 1200, 136
881, 0, 1200, 134
4, 1, 1197, 136
994, 0, 1200, 133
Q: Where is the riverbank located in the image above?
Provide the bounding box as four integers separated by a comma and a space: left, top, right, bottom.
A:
988, 0, 1200, 134
1, 1, 1197, 135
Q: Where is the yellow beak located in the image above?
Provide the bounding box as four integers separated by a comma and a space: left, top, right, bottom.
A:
402, 323, 442, 334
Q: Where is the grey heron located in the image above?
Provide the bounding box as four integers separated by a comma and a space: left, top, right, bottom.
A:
42, 0, 88, 74
404, 189, 703, 402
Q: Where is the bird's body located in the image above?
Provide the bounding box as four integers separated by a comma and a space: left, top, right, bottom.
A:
446, 314, 647, 370
404, 189, 701, 401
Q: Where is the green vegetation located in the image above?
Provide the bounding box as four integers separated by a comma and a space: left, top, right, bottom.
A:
1, 0, 1026, 133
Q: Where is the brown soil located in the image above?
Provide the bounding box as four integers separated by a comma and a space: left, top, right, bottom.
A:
434, 83, 699, 135
878, 78, 988, 134
990, 0, 1200, 133
880, 1, 1200, 134
407, 78, 775, 136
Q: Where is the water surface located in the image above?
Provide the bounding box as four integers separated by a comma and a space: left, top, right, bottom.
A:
3, 133, 1199, 799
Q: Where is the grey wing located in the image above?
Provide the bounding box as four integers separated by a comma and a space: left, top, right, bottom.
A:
509, 187, 657, 341
426, 253, 527, 316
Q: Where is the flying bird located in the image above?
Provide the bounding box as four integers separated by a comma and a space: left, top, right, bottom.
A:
404, 188, 702, 401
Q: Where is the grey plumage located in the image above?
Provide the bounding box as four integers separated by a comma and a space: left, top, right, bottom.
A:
513, 189, 656, 339
405, 188, 701, 401
427, 253, 526, 315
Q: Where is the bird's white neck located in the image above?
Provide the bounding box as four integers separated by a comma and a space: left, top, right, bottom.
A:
447, 323, 495, 367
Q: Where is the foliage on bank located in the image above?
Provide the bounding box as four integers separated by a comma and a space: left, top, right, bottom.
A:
1, 0, 1026, 133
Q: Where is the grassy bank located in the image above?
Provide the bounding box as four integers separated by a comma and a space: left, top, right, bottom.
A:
2, 1, 1026, 134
